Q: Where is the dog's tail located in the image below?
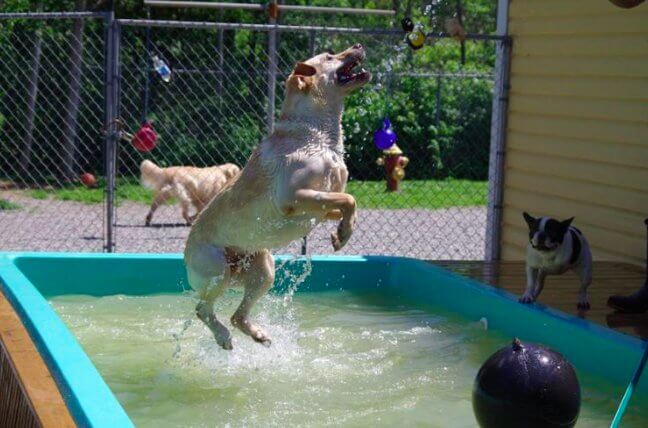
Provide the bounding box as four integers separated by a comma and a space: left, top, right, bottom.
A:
140, 160, 163, 190
220, 163, 241, 181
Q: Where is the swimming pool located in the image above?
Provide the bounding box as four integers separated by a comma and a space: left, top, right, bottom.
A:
1, 253, 646, 426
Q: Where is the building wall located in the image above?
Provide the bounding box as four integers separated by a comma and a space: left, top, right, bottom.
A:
500, 0, 648, 265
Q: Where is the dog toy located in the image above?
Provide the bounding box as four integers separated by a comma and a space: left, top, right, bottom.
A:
128, 122, 158, 153
376, 143, 409, 192
373, 118, 397, 150
152, 55, 172, 83
473, 338, 581, 428
80, 172, 97, 188
609, 0, 645, 8
401, 18, 426, 50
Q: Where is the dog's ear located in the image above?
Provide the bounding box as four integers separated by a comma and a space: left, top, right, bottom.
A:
522, 212, 536, 229
287, 62, 317, 91
561, 217, 575, 230
293, 62, 317, 77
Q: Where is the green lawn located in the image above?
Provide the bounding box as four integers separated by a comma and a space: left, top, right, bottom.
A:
29, 179, 154, 206
25, 179, 487, 210
346, 179, 487, 209
0, 199, 21, 210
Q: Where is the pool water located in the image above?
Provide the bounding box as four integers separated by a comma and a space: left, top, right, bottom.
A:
50, 291, 647, 427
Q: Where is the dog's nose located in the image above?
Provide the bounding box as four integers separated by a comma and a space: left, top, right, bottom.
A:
353, 43, 363, 50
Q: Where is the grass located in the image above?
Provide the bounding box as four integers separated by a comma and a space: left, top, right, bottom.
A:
28, 179, 155, 206
24, 179, 487, 210
346, 180, 488, 209
0, 198, 21, 210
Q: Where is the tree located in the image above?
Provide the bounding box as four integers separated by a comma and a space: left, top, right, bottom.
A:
19, 3, 43, 172
60, 0, 86, 181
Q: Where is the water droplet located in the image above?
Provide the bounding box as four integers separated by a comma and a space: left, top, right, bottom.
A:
479, 317, 488, 330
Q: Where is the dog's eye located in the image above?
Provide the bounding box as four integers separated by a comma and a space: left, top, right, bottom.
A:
326, 54, 333, 61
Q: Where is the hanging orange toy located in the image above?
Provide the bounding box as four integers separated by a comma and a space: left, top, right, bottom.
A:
130, 122, 158, 153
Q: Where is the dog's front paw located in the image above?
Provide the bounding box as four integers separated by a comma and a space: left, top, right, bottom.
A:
577, 300, 591, 310
331, 216, 355, 251
331, 221, 353, 251
519, 293, 535, 304
145, 215, 152, 227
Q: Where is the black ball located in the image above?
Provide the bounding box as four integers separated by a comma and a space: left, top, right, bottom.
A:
473, 339, 581, 428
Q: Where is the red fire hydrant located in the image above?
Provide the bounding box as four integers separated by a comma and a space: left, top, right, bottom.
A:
376, 144, 409, 192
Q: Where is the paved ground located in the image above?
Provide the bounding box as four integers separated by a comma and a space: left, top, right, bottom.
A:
0, 191, 486, 259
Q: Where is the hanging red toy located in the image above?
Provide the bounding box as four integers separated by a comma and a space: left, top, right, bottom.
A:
131, 122, 158, 152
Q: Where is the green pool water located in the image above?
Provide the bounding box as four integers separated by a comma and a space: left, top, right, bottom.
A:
49, 290, 647, 427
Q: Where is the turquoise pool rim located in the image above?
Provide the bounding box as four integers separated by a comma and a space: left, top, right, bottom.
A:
0, 251, 646, 427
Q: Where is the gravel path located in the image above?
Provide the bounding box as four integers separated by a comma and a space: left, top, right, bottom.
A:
0, 191, 485, 259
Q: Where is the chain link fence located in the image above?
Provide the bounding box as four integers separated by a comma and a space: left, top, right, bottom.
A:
0, 14, 107, 251
0, 13, 505, 260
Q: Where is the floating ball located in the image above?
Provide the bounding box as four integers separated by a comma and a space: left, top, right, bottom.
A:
80, 172, 97, 188
608, 0, 645, 8
473, 339, 581, 428
132, 122, 158, 153
374, 118, 397, 150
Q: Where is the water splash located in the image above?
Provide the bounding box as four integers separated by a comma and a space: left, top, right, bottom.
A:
171, 317, 194, 358
275, 255, 313, 308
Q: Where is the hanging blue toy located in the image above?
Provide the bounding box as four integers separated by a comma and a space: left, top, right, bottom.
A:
374, 118, 397, 150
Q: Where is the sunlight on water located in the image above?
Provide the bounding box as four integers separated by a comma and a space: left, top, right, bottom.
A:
50, 291, 647, 427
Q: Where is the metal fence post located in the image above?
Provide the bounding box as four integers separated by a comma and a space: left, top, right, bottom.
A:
217, 28, 225, 104
266, 1, 278, 133
104, 12, 121, 252
435, 74, 442, 127
141, 8, 152, 122
308, 29, 316, 57
485, 0, 510, 261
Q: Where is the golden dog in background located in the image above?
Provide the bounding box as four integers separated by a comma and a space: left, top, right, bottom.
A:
140, 160, 240, 226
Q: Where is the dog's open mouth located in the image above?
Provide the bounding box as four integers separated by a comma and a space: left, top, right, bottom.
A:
336, 57, 370, 86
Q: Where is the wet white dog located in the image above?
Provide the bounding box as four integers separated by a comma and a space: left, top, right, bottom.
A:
184, 44, 371, 350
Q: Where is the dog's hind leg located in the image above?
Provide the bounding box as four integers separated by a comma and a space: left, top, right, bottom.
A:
145, 185, 172, 226
186, 245, 233, 350
174, 183, 194, 225
230, 250, 275, 346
